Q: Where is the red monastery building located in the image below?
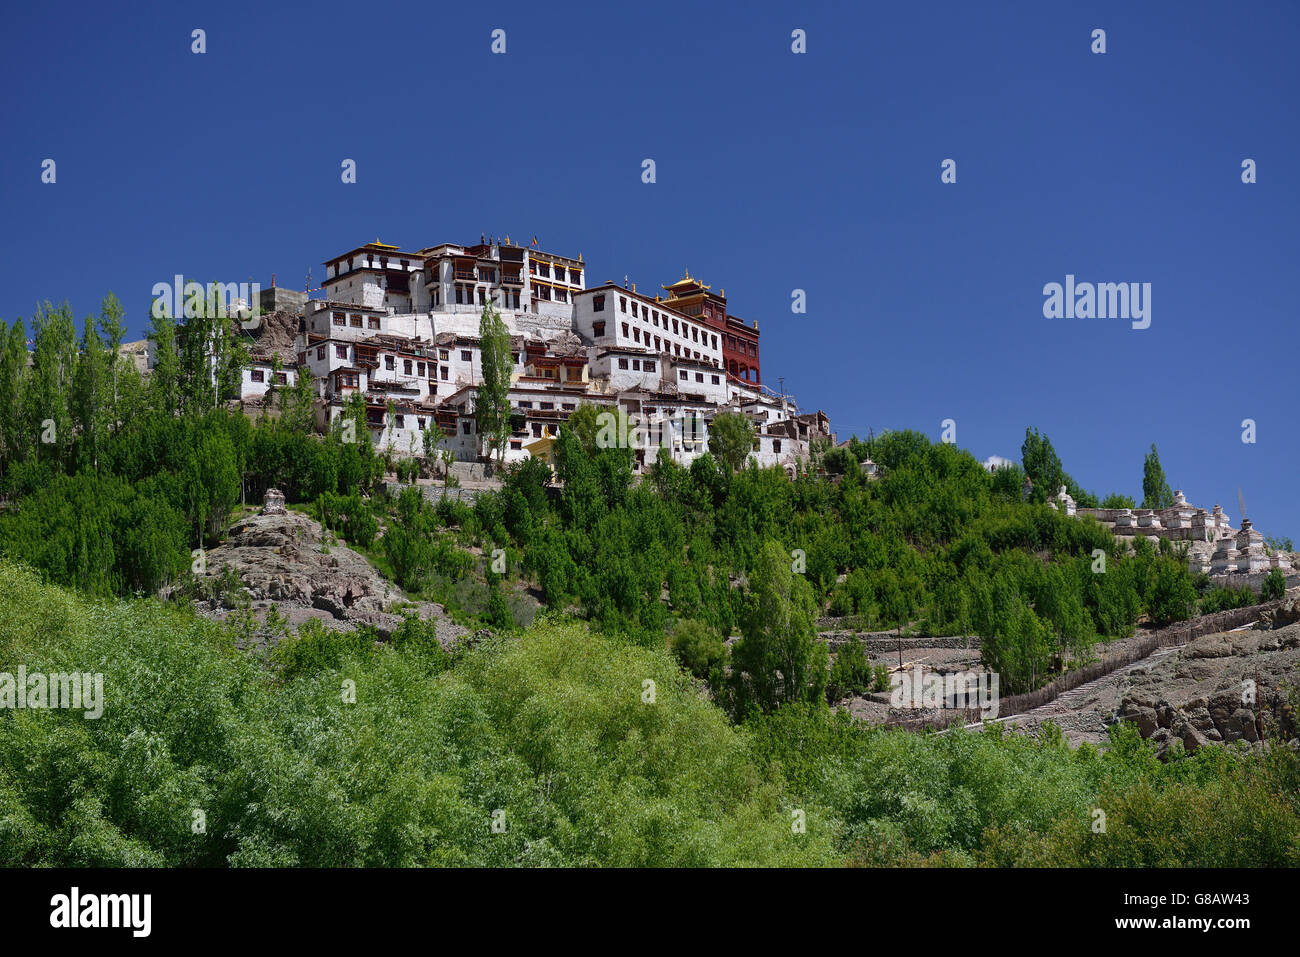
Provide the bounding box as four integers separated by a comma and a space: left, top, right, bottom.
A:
660, 272, 760, 386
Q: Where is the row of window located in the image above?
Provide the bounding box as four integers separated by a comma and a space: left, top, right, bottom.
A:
249, 370, 288, 384
512, 400, 576, 411
534, 285, 569, 302
442, 286, 523, 310
337, 256, 412, 276
680, 370, 722, 386
332, 312, 382, 329
592, 294, 719, 353
726, 334, 758, 357
530, 262, 582, 284
615, 357, 657, 372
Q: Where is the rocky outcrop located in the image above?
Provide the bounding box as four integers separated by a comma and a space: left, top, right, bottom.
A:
1254, 598, 1300, 631
178, 509, 468, 648
1118, 622, 1300, 758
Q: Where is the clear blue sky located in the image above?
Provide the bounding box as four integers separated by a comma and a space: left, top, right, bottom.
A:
3, 1, 1297, 538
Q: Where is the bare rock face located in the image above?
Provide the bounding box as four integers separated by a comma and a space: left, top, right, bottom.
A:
1118, 622, 1300, 758
1255, 598, 1300, 631
184, 509, 467, 648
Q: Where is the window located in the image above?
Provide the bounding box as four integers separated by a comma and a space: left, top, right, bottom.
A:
652, 310, 659, 323
417, 362, 426, 377
711, 335, 717, 350
540, 401, 554, 410
385, 356, 395, 370
621, 322, 629, 337
633, 328, 641, 343
679, 370, 688, 380
618, 358, 629, 370
439, 349, 449, 360
562, 402, 575, 410
672, 319, 679, 334
695, 373, 704, 383
620, 297, 627, 313
396, 414, 405, 428
645, 360, 656, 372
332, 312, 345, 325
654, 336, 661, 350
518, 401, 532, 409
711, 375, 719, 385
773, 440, 782, 453
461, 350, 472, 362
335, 345, 348, 359
297, 351, 306, 365
593, 294, 606, 312
369, 317, 380, 329
350, 315, 362, 328
592, 320, 606, 337
404, 359, 413, 374
274, 373, 287, 385
417, 418, 426, 430
570, 268, 581, 283
632, 359, 640, 371
510, 439, 522, 451
691, 327, 698, 342
462, 421, 472, 435
317, 346, 326, 360
251, 369, 265, 383
631, 302, 639, 318
440, 366, 448, 380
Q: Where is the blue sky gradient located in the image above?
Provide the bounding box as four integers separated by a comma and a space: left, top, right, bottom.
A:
3, 0, 1297, 536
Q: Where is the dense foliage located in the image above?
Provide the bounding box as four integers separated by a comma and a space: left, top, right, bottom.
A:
2, 560, 1296, 867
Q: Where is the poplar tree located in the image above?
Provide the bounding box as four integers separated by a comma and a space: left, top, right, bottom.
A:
1020, 427, 1064, 504
730, 538, 828, 716
475, 301, 513, 469
1142, 443, 1174, 509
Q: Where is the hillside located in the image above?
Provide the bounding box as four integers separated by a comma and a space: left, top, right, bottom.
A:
2, 558, 1299, 867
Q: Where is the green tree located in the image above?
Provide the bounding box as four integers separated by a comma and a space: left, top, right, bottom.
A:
1020, 427, 1063, 504
1261, 568, 1286, 602
1142, 443, 1174, 509
147, 303, 181, 414
708, 411, 755, 473
564, 402, 602, 455
730, 539, 828, 715
670, 619, 726, 683
475, 301, 513, 469
1101, 492, 1137, 509
0, 317, 30, 472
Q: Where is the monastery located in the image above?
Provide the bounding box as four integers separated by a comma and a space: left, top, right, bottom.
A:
229, 237, 830, 474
